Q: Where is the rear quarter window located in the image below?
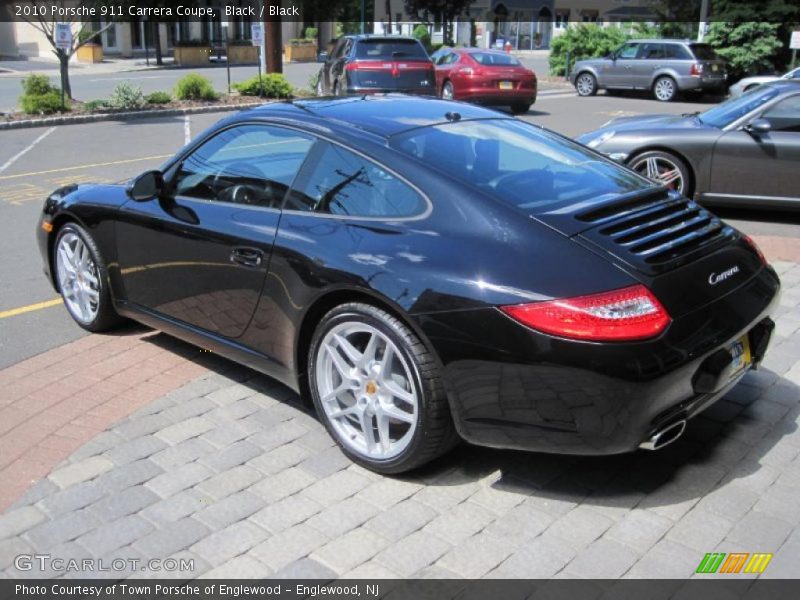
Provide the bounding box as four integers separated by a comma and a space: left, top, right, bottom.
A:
470, 52, 520, 66
689, 44, 719, 60
355, 39, 428, 60
663, 44, 692, 59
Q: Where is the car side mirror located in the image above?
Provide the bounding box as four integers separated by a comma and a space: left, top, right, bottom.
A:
127, 170, 164, 201
744, 118, 772, 135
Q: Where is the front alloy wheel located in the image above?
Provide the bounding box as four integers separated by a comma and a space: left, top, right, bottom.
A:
630, 151, 691, 196
575, 73, 597, 96
441, 81, 455, 100
309, 303, 456, 473
653, 76, 677, 102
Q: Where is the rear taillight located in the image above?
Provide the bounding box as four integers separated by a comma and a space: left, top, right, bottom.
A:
501, 284, 671, 342
690, 63, 703, 76
743, 235, 767, 265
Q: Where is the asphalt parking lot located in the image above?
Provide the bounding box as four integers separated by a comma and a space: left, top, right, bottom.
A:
1, 90, 799, 579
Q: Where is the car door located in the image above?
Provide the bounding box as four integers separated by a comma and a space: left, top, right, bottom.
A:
633, 42, 664, 89
434, 51, 458, 92
116, 124, 315, 338
603, 42, 640, 88
708, 94, 800, 204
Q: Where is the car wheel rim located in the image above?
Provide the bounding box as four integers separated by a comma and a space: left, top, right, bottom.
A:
316, 322, 418, 460
55, 232, 100, 324
576, 75, 593, 95
443, 83, 454, 100
655, 79, 674, 100
632, 156, 685, 193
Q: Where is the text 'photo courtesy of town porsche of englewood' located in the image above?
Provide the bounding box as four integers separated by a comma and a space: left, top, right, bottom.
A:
0, 0, 799, 598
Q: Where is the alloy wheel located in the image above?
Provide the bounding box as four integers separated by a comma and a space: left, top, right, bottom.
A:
315, 322, 418, 460
56, 232, 100, 325
654, 77, 676, 101
442, 81, 454, 100
631, 155, 686, 194
576, 74, 596, 96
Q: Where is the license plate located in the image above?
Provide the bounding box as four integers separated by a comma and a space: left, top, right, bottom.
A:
729, 335, 752, 378
499, 81, 514, 90
712, 64, 719, 72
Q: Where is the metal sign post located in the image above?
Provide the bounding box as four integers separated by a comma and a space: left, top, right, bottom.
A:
54, 23, 71, 110
252, 23, 265, 97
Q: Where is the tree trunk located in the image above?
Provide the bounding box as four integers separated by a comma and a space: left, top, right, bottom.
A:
264, 2, 282, 74
58, 50, 72, 100
153, 23, 163, 66
386, 0, 392, 34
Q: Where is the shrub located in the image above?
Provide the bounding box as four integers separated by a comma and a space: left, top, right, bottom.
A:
548, 24, 627, 76
308, 71, 320, 93
146, 91, 172, 104
233, 73, 293, 98
20, 91, 67, 114
21, 73, 53, 96
412, 24, 431, 52
82, 99, 108, 112
174, 73, 218, 101
305, 27, 318, 40
108, 81, 145, 109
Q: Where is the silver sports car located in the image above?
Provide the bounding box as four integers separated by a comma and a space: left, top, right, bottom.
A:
729, 66, 800, 98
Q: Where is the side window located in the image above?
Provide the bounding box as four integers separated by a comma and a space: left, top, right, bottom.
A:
616, 43, 639, 59
286, 142, 426, 218
173, 125, 315, 207
639, 43, 664, 60
761, 95, 800, 132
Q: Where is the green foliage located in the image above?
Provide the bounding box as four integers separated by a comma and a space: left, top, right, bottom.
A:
20, 91, 67, 114
233, 73, 293, 98
82, 99, 108, 112
19, 74, 67, 114
174, 73, 218, 101
412, 24, 431, 53
146, 91, 172, 105
308, 70, 320, 92
305, 27, 319, 40
548, 24, 627, 76
108, 81, 145, 109
21, 73, 53, 97
706, 22, 783, 80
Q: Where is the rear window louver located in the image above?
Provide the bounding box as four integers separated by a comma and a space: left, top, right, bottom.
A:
577, 190, 735, 273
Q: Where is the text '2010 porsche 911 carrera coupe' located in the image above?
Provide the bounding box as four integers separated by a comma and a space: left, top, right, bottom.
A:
36, 96, 780, 473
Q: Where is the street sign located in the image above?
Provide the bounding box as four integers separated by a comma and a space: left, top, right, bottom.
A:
251, 23, 264, 46
791, 30, 800, 50
54, 23, 72, 51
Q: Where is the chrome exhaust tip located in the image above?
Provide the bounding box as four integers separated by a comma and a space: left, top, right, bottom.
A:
639, 420, 686, 451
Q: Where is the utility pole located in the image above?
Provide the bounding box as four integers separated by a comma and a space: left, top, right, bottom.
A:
361, 0, 366, 34
697, 0, 709, 42
263, 0, 283, 73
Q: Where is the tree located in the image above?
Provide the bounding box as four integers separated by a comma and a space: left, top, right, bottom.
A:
403, 0, 477, 47
548, 24, 627, 77
705, 22, 783, 80
20, 1, 114, 100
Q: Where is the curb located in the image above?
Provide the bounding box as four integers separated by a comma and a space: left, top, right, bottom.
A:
0, 101, 271, 130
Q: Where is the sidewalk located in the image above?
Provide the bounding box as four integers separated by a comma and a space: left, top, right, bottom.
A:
0, 252, 798, 579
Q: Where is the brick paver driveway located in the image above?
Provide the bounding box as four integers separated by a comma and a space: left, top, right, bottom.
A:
1, 260, 799, 580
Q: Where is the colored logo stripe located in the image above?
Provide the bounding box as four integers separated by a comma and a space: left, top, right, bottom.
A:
696, 552, 773, 574
744, 553, 773, 574
720, 553, 749, 573
696, 553, 726, 573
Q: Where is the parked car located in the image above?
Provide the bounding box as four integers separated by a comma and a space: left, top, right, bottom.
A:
570, 39, 727, 101
729, 66, 800, 98
429, 47, 537, 114
576, 81, 800, 209
315, 35, 435, 97
37, 96, 779, 473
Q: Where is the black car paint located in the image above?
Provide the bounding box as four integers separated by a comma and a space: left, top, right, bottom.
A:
37, 96, 780, 455
577, 82, 800, 209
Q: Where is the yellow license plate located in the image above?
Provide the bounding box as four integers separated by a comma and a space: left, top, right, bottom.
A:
499, 81, 514, 90
712, 64, 719, 72
729, 335, 752, 377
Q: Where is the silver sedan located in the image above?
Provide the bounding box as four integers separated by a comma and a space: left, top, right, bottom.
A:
729, 66, 800, 98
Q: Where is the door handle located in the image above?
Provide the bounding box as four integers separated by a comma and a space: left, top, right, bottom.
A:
230, 247, 263, 267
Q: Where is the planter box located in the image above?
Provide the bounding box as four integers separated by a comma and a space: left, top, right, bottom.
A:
285, 43, 317, 63
174, 46, 211, 67
76, 44, 103, 63
228, 45, 258, 65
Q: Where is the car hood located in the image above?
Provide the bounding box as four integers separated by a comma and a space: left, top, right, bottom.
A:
576, 113, 711, 144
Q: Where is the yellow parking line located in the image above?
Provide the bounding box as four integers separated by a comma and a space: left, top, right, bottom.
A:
0, 154, 172, 181
0, 298, 62, 319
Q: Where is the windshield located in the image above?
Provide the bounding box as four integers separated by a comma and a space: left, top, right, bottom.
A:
698, 86, 780, 128
470, 52, 520, 66
355, 39, 428, 60
390, 119, 654, 213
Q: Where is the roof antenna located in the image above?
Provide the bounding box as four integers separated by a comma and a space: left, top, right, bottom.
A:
445, 111, 461, 122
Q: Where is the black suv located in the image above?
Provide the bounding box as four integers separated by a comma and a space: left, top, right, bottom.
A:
316, 35, 436, 97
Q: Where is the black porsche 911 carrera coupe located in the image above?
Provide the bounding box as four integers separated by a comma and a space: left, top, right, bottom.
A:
36, 95, 780, 473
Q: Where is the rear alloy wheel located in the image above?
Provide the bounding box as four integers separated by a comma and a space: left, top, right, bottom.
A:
511, 102, 531, 115
629, 150, 691, 196
653, 76, 678, 102
575, 72, 597, 96
441, 80, 455, 100
308, 303, 456, 473
54, 223, 122, 332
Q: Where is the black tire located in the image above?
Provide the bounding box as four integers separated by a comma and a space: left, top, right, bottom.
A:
308, 302, 457, 474
628, 150, 693, 197
510, 102, 531, 115
653, 76, 678, 102
575, 72, 597, 96
441, 80, 455, 101
53, 222, 123, 332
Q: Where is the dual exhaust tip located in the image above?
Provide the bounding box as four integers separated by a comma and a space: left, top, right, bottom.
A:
639, 419, 686, 451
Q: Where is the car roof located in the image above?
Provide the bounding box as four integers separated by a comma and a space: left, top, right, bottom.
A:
627, 39, 698, 44
343, 34, 419, 42
245, 95, 508, 138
